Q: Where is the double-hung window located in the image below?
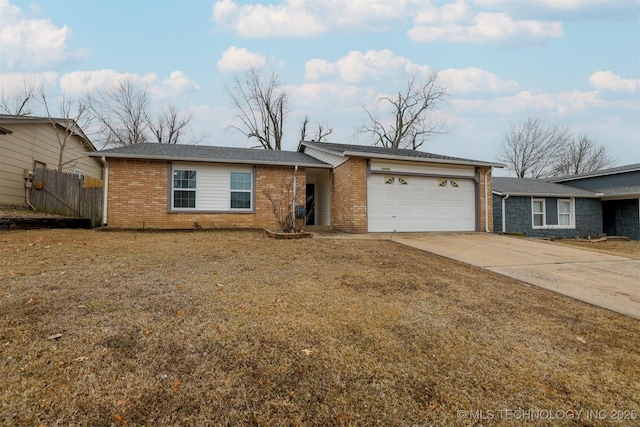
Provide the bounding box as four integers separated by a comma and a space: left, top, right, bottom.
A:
532, 199, 545, 227
230, 171, 252, 210
173, 169, 197, 209
558, 199, 572, 227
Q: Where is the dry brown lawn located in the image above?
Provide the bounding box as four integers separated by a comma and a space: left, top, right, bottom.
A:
1, 229, 639, 426
550, 238, 640, 260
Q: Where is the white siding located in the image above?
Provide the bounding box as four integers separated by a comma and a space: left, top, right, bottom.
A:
303, 146, 348, 167
370, 160, 475, 177
307, 170, 331, 226
172, 162, 253, 211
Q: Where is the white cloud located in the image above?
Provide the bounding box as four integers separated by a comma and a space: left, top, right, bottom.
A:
217, 46, 266, 73
439, 67, 519, 93
212, 0, 325, 38
454, 89, 600, 115
211, 0, 421, 38
0, 71, 58, 94
473, 0, 639, 14
589, 71, 639, 92
305, 50, 430, 84
150, 71, 201, 99
59, 70, 199, 99
409, 10, 562, 45
305, 50, 516, 95
288, 82, 373, 106
0, 0, 88, 70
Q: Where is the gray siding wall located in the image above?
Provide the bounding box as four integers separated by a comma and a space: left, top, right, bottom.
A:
604, 199, 640, 240
494, 195, 603, 238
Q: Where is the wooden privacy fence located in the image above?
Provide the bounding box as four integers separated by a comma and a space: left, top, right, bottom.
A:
31, 168, 103, 227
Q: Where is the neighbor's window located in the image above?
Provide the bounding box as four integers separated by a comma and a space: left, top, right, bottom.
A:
532, 199, 545, 227
558, 199, 572, 226
384, 177, 395, 185
450, 180, 459, 188
398, 177, 408, 185
438, 179, 447, 187
230, 171, 252, 209
173, 169, 197, 209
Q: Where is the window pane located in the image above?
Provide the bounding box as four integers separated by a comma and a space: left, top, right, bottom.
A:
231, 172, 252, 190
533, 200, 543, 214
533, 213, 543, 226
558, 201, 571, 213
174, 190, 196, 208
174, 170, 196, 189
230, 191, 251, 209
558, 214, 570, 226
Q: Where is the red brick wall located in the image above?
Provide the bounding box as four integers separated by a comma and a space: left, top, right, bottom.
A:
331, 158, 368, 233
105, 159, 305, 230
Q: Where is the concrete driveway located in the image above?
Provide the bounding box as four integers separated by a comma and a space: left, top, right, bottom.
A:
384, 233, 640, 319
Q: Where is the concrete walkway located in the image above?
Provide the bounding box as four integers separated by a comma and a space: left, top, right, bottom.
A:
314, 230, 640, 319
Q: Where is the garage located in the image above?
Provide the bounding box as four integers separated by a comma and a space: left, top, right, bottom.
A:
367, 161, 477, 232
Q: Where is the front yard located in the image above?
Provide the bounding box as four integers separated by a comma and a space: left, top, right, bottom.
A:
1, 230, 638, 426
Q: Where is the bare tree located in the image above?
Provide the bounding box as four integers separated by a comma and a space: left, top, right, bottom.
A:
551, 135, 616, 176
358, 73, 448, 150
226, 67, 288, 150
86, 78, 150, 147
299, 114, 333, 142
39, 88, 91, 171
1, 79, 38, 116
497, 117, 572, 178
146, 103, 198, 144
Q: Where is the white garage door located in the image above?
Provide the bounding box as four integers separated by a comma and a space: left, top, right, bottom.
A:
367, 175, 476, 232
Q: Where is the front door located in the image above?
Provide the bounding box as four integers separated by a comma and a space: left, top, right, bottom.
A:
306, 183, 315, 225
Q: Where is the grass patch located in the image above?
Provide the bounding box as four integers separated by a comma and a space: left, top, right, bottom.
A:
1, 229, 638, 425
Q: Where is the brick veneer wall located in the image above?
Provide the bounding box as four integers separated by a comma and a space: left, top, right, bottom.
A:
331, 157, 368, 233
479, 166, 493, 232
105, 159, 305, 230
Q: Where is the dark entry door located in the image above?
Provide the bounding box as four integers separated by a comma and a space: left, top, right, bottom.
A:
603, 201, 616, 236
306, 183, 315, 225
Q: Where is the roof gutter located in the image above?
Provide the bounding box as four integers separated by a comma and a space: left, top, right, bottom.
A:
87, 153, 332, 169
342, 151, 504, 168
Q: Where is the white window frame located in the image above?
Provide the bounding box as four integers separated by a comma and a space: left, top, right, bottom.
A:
557, 198, 574, 228
532, 197, 575, 229
172, 169, 197, 210
532, 198, 545, 228
229, 171, 253, 211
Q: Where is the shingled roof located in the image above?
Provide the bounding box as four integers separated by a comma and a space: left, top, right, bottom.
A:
492, 177, 600, 197
90, 143, 331, 168
549, 163, 640, 182
299, 141, 504, 167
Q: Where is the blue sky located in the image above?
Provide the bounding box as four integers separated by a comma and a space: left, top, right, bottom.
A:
1, 0, 639, 174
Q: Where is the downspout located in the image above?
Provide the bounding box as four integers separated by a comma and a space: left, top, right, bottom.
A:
501, 193, 510, 234
484, 167, 492, 232
292, 165, 298, 231
101, 156, 108, 227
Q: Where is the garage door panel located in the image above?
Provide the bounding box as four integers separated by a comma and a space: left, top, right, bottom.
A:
368, 175, 475, 232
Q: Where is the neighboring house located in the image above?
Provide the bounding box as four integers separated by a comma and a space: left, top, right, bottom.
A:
492, 177, 603, 239
493, 164, 640, 240
0, 114, 103, 206
549, 164, 640, 240
91, 141, 501, 233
